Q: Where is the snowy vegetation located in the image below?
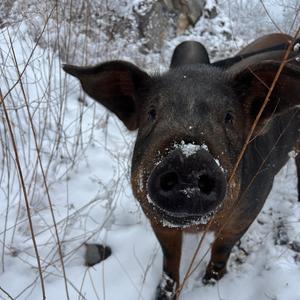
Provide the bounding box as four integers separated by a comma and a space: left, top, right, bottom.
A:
0, 0, 300, 299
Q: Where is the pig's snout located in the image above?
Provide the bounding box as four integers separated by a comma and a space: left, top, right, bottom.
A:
147, 148, 226, 219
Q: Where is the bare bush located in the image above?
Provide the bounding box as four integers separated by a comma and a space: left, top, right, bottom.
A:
0, 0, 299, 299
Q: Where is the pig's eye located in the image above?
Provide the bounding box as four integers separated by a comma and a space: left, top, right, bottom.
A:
224, 112, 234, 125
147, 107, 156, 121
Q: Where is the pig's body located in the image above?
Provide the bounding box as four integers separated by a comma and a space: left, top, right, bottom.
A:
64, 33, 300, 299
216, 108, 300, 265
242, 109, 300, 217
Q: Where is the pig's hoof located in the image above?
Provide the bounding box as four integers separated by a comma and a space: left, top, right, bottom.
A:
155, 272, 177, 300
202, 262, 226, 285
155, 286, 177, 300
84, 243, 112, 267
155, 287, 176, 300
202, 276, 217, 285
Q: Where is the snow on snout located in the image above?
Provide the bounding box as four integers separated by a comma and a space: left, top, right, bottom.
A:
174, 141, 225, 172
174, 140, 208, 157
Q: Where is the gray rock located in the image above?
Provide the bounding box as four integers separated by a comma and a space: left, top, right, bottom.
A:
85, 243, 112, 267
290, 241, 300, 253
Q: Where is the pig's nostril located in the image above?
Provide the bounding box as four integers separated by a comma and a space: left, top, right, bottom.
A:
198, 174, 215, 194
160, 172, 179, 192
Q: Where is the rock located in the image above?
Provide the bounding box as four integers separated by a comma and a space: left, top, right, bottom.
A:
290, 241, 300, 253
85, 243, 112, 267
133, 0, 210, 52
134, 1, 177, 52
163, 0, 206, 34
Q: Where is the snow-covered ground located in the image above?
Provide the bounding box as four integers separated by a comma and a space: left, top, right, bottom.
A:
0, 1, 300, 299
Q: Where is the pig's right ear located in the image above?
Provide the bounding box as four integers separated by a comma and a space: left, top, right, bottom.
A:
63, 61, 151, 130
230, 61, 300, 134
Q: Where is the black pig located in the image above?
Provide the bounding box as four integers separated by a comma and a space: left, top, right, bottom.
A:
63, 33, 300, 299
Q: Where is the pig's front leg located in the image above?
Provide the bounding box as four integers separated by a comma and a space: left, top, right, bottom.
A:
203, 225, 249, 284
152, 223, 182, 300
202, 236, 235, 284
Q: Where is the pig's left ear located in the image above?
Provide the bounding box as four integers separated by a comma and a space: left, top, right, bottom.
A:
231, 61, 300, 132
63, 61, 151, 130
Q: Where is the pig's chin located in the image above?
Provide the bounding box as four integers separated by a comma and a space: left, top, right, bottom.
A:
161, 211, 215, 228
149, 200, 221, 228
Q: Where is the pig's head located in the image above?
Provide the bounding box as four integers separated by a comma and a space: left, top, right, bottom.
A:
63, 53, 300, 228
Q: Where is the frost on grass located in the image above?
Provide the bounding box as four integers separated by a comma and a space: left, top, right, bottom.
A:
1, 1, 300, 300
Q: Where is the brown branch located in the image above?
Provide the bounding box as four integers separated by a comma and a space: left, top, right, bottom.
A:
228, 27, 300, 184
7, 28, 70, 300
0, 89, 46, 299
177, 26, 300, 297
188, 109, 298, 279
176, 218, 214, 297
0, 286, 14, 300
288, 4, 300, 34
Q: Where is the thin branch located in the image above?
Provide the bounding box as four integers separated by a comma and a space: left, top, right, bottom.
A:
0, 286, 14, 300
7, 28, 70, 300
259, 0, 282, 32
1, 6, 56, 103
177, 26, 300, 298
0, 89, 46, 299
176, 219, 213, 297
228, 27, 300, 184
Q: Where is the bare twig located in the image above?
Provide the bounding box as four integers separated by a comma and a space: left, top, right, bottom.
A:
0, 286, 14, 300
0, 89, 46, 298
228, 27, 300, 184
177, 25, 300, 299
7, 28, 70, 300
1, 7, 56, 103
259, 0, 282, 32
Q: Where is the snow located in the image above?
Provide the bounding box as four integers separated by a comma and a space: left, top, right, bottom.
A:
137, 169, 145, 192
174, 141, 208, 157
1, 1, 300, 300
158, 272, 176, 298
174, 141, 225, 172
289, 150, 298, 158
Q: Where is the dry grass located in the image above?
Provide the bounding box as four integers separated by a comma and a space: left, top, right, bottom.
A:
0, 1, 300, 299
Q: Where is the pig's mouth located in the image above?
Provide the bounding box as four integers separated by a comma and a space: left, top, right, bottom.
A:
147, 192, 223, 228
146, 145, 227, 227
